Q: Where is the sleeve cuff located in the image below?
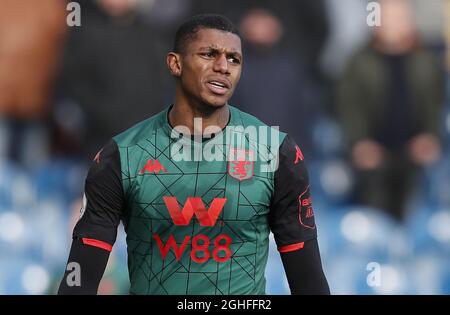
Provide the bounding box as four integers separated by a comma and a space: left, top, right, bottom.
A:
81, 237, 113, 252
278, 241, 305, 253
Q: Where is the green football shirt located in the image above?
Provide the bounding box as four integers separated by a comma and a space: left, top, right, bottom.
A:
73, 105, 317, 294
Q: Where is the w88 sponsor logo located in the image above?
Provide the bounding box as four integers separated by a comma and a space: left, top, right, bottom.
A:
153, 234, 231, 263
153, 196, 232, 263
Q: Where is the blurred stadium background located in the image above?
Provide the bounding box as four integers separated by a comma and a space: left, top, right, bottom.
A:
0, 0, 449, 294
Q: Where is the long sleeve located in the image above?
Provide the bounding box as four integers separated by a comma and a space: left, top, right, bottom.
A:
269, 134, 329, 294
58, 238, 110, 294
280, 238, 330, 295
58, 139, 124, 294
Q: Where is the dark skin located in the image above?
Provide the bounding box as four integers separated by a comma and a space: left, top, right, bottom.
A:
166, 28, 242, 136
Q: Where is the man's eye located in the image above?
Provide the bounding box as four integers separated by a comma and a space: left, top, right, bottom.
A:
228, 57, 240, 64
202, 52, 214, 58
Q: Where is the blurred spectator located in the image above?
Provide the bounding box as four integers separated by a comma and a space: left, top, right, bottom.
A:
230, 8, 327, 157
0, 0, 66, 166
336, 0, 445, 221
192, 0, 329, 79
55, 0, 172, 159
320, 0, 370, 79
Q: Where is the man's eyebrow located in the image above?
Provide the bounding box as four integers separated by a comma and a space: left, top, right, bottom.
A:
198, 46, 224, 51
198, 46, 242, 58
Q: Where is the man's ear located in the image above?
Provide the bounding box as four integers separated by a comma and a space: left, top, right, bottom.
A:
167, 52, 182, 77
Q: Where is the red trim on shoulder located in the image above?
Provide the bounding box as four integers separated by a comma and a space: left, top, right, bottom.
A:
278, 241, 305, 253
82, 238, 113, 252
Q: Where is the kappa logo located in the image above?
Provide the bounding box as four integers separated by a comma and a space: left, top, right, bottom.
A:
163, 196, 227, 226
228, 148, 254, 181
139, 159, 167, 174
93, 149, 102, 164
294, 145, 304, 164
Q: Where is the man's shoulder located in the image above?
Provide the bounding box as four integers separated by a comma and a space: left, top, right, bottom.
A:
113, 108, 167, 148
230, 105, 271, 128
229, 105, 287, 146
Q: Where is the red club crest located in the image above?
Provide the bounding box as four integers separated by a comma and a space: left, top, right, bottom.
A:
227, 148, 254, 181
298, 186, 316, 230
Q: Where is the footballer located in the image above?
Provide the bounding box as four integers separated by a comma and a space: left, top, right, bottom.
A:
58, 14, 329, 295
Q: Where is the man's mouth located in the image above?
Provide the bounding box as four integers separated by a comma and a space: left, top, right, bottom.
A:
206, 80, 230, 95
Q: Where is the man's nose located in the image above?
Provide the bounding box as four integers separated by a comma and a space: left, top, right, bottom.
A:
213, 54, 229, 74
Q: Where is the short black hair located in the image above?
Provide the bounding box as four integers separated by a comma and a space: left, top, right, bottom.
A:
173, 14, 240, 53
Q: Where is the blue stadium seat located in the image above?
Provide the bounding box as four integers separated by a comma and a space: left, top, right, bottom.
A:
407, 207, 450, 256
0, 160, 27, 209
308, 160, 354, 207
324, 253, 414, 295
311, 116, 345, 159
27, 198, 72, 269
422, 158, 450, 209
412, 253, 450, 294
0, 258, 51, 294
32, 159, 86, 202
0, 211, 28, 258
323, 254, 371, 294
325, 206, 403, 261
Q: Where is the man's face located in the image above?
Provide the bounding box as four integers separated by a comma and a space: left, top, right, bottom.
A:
177, 28, 242, 108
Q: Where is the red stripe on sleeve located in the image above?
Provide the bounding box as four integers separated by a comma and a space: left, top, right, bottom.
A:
81, 238, 113, 252
278, 242, 305, 253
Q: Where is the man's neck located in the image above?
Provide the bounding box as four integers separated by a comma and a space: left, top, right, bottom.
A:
169, 97, 230, 137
